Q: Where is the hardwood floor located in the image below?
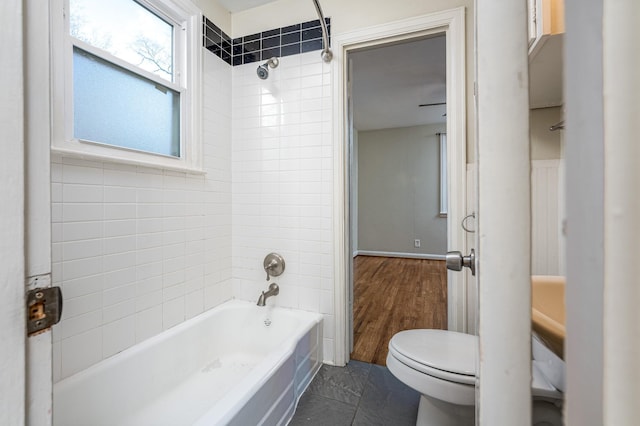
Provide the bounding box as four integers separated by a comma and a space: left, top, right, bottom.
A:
350, 256, 447, 366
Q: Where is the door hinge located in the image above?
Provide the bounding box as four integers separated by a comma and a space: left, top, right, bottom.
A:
27, 286, 63, 336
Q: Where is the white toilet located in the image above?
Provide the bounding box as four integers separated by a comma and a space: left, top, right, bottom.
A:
387, 329, 563, 426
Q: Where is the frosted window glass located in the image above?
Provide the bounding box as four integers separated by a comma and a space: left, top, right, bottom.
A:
73, 47, 180, 157
70, 0, 174, 81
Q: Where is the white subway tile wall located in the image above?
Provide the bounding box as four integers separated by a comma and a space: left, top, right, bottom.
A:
51, 52, 233, 381
231, 51, 335, 363
52, 46, 337, 380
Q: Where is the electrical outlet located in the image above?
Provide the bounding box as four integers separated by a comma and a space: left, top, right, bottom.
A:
414, 239, 421, 248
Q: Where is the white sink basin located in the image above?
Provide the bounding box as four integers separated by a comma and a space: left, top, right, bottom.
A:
531, 275, 565, 359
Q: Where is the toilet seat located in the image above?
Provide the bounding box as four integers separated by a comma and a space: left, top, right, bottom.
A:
388, 329, 563, 425
389, 329, 563, 399
388, 329, 477, 385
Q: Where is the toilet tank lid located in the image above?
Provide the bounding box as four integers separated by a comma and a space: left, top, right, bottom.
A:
389, 329, 477, 377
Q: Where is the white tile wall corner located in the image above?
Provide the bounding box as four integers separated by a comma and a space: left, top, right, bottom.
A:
230, 51, 335, 363
51, 51, 233, 382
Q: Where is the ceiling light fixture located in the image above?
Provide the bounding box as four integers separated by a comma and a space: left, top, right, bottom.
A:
418, 102, 446, 107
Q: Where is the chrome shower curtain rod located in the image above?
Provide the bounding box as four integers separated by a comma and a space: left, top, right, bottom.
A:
312, 0, 333, 62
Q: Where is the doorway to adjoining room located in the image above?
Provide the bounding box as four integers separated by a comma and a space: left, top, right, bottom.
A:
348, 35, 450, 365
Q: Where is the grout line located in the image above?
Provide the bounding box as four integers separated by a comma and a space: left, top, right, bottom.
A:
349, 362, 373, 424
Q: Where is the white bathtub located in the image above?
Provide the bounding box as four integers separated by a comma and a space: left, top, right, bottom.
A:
53, 299, 323, 426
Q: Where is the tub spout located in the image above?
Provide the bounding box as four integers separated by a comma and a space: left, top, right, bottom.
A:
257, 283, 279, 306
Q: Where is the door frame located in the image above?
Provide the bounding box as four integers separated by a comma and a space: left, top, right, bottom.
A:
332, 7, 467, 365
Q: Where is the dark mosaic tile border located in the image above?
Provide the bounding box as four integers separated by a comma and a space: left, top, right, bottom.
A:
203, 17, 233, 65
203, 16, 331, 66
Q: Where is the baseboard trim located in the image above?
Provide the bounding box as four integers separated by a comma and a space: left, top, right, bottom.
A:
354, 250, 446, 260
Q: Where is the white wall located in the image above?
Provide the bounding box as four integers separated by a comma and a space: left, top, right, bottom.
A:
351, 129, 358, 256
529, 106, 563, 275
531, 160, 561, 275
51, 51, 233, 381
230, 52, 335, 362
230, 0, 477, 162
357, 124, 447, 256
193, 0, 231, 34
530, 107, 563, 160
231, 0, 470, 40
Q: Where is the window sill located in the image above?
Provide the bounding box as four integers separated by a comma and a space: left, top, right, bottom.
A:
51, 146, 206, 175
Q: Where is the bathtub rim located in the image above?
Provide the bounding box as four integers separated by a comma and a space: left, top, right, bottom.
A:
53, 298, 323, 425
54, 299, 321, 388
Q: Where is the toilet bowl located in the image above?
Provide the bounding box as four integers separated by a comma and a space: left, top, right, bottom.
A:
387, 329, 563, 426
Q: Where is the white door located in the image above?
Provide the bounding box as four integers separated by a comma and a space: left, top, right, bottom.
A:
1, 1, 27, 423
475, 0, 532, 424
564, 0, 640, 423
25, 0, 55, 423
2, 1, 54, 422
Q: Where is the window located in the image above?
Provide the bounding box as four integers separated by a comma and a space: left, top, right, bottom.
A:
439, 132, 448, 216
52, 0, 202, 171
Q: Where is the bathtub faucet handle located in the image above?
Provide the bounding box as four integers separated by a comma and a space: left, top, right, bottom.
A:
263, 253, 285, 281
265, 259, 277, 280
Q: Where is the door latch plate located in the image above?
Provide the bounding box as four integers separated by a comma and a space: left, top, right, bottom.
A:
27, 287, 63, 336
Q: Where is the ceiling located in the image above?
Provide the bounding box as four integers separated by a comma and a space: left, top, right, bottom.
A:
216, 0, 279, 13
350, 35, 447, 131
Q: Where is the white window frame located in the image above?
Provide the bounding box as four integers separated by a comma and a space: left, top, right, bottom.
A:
51, 0, 203, 172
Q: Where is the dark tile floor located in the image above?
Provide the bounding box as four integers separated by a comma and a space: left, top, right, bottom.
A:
289, 360, 420, 426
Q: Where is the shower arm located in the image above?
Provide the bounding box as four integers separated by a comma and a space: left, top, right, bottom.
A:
312, 0, 333, 62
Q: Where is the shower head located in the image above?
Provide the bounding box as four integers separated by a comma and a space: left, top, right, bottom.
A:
257, 64, 269, 80
257, 57, 279, 80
